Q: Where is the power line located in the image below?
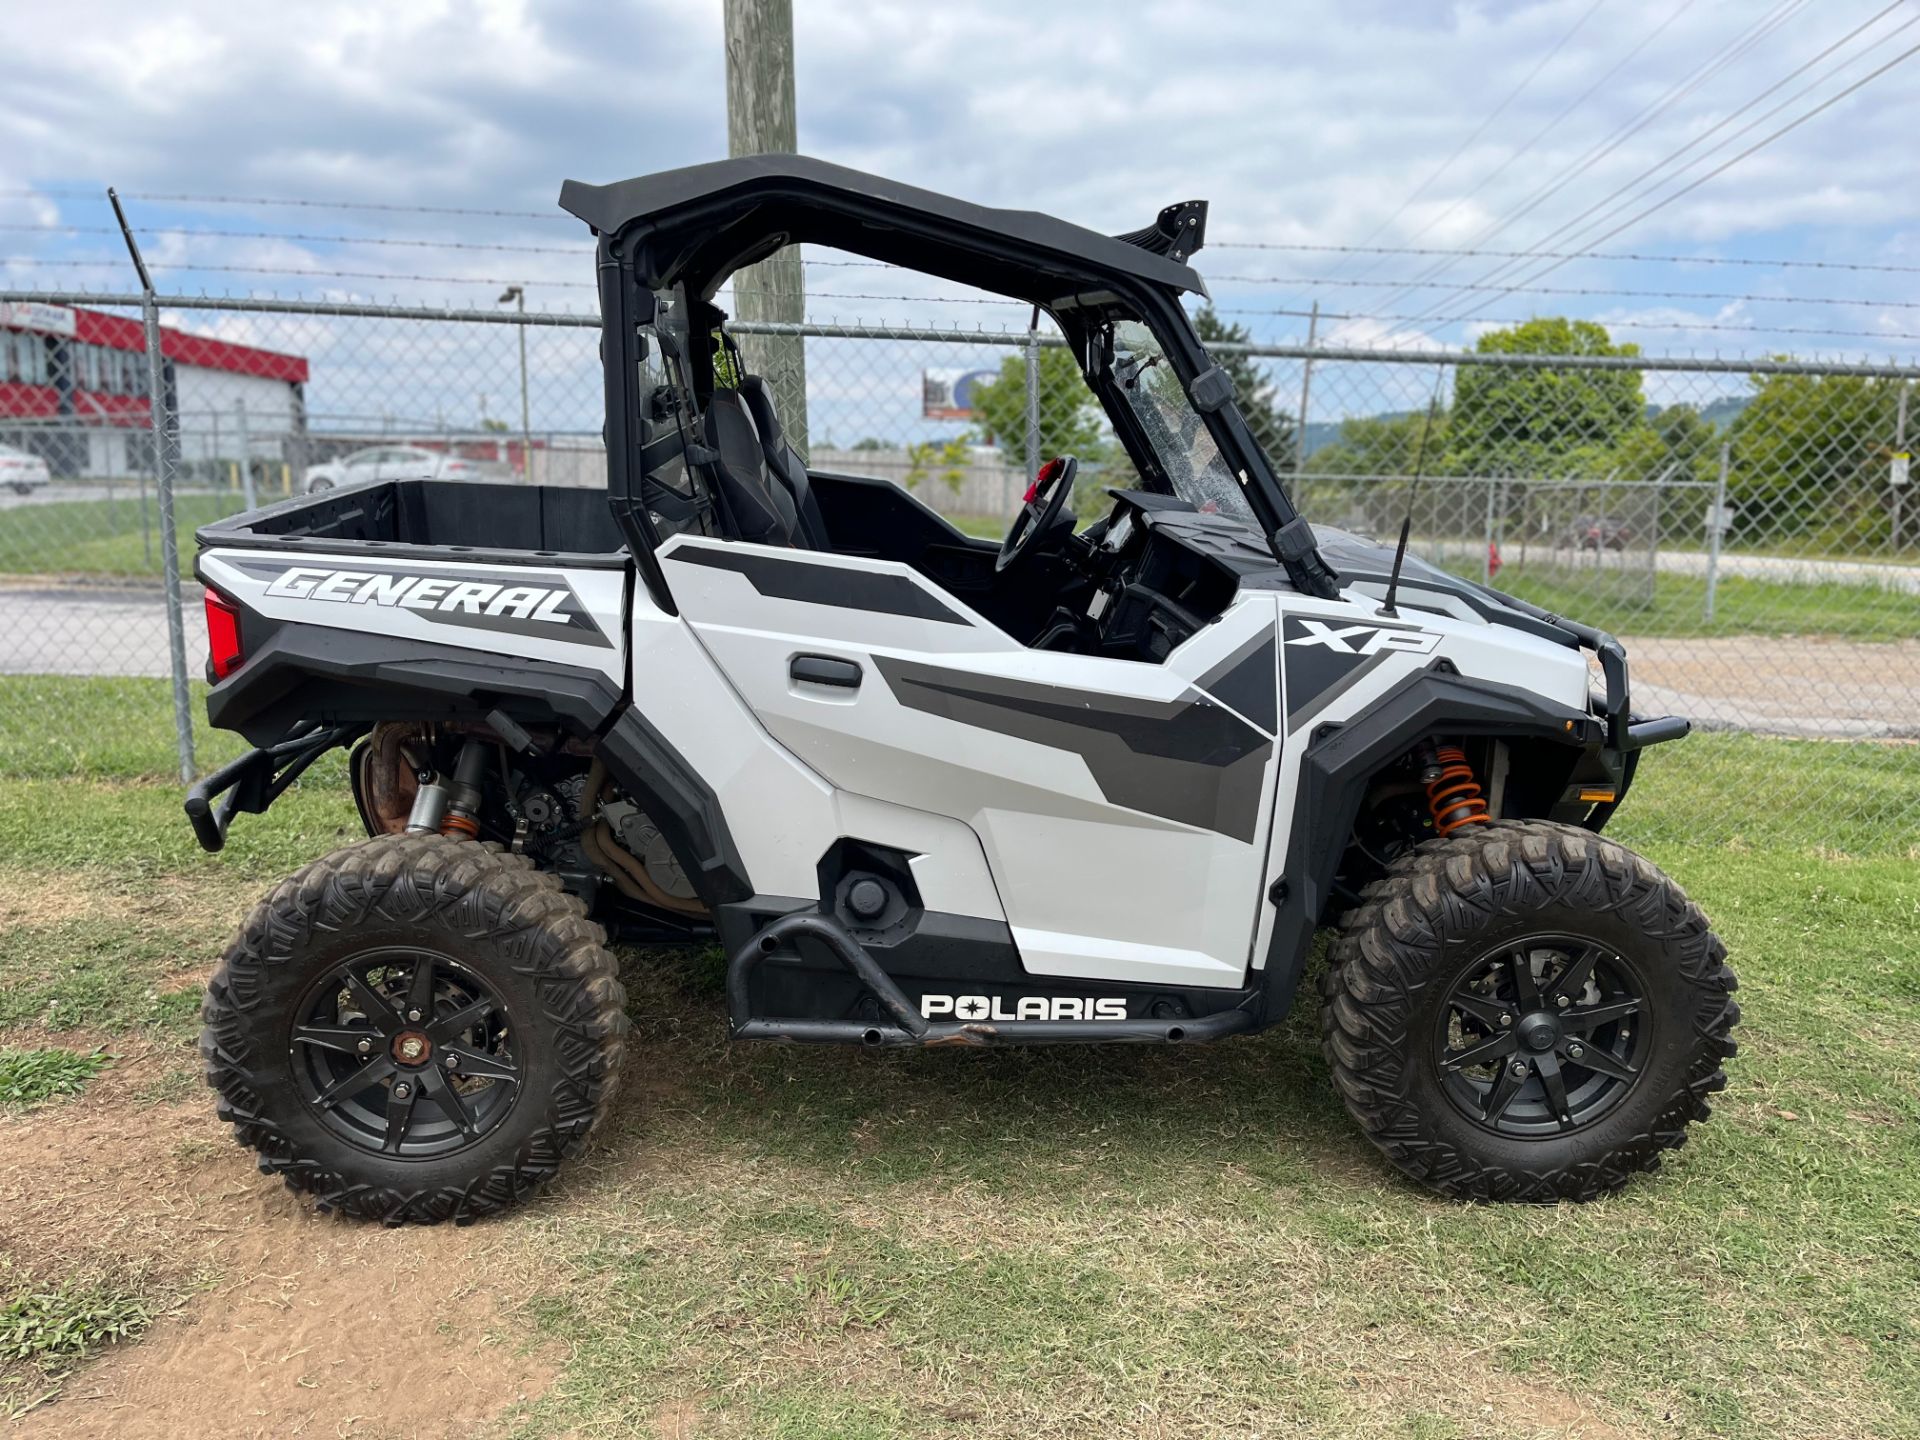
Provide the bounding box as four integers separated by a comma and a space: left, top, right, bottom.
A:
1368, 0, 1817, 312
1329, 0, 1608, 276
1395, 32, 1920, 338
1339, 0, 1696, 293
1390, 1, 1918, 325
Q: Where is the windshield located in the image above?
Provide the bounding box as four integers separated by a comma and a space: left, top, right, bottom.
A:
1110, 321, 1253, 523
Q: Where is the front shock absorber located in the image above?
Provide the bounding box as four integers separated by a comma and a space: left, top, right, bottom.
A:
1419, 742, 1492, 836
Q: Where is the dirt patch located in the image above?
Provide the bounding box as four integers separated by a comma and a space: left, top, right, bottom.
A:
0, 1052, 557, 1438
0, 866, 255, 937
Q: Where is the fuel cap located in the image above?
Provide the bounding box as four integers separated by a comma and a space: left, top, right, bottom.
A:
846, 878, 889, 920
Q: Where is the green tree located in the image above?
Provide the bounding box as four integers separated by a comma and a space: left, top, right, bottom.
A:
968, 344, 1106, 478
1306, 409, 1450, 478
1194, 305, 1296, 470
1727, 372, 1912, 542
1449, 318, 1647, 478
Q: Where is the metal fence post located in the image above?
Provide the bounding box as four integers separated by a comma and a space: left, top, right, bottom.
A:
1894, 383, 1909, 553
235, 397, 257, 511
1023, 327, 1041, 480
1704, 441, 1730, 625
140, 293, 196, 783
1483, 476, 1497, 583
1293, 301, 1318, 487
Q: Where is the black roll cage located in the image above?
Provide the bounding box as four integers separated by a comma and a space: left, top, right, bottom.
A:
560, 154, 1340, 604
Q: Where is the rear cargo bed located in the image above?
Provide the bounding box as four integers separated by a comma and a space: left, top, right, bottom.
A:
197, 477, 627, 568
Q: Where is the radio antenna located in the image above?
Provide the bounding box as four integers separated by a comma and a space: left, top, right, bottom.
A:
1378, 371, 1446, 619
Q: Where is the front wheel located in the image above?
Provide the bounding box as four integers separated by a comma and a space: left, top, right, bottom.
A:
1320, 820, 1738, 1202
201, 834, 628, 1224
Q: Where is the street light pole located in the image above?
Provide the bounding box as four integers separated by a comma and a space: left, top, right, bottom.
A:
500, 286, 532, 482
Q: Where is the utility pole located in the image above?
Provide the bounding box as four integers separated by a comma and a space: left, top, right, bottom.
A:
724, 0, 808, 456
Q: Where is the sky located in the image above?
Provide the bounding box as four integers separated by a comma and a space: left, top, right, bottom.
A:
3, 0, 1919, 438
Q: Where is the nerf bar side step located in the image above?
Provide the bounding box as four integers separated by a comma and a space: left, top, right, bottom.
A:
729, 911, 1259, 1047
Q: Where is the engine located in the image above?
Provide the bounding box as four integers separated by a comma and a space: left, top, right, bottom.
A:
351, 722, 707, 922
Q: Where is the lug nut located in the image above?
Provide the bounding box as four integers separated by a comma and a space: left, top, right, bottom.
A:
1567, 1043, 1585, 1059
1498, 1013, 1513, 1027
1556, 995, 1570, 1009
1509, 1061, 1528, 1078
407, 1009, 422, 1023
444, 1053, 459, 1069
356, 1038, 372, 1054
393, 1081, 412, 1099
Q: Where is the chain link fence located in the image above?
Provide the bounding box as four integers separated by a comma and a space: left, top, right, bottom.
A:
2, 289, 1914, 851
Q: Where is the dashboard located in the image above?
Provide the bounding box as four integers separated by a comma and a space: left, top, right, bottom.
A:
1061, 490, 1284, 663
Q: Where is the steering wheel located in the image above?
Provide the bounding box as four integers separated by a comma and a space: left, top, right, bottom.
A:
996, 455, 1078, 574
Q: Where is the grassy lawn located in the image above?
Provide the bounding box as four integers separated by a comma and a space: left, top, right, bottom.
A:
1495, 564, 1912, 642
0, 491, 245, 581
0, 695, 1916, 1434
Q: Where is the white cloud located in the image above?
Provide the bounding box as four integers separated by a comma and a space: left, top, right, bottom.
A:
2, 0, 1916, 366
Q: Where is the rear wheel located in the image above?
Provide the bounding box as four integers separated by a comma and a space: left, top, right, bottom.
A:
1320, 820, 1737, 1201
201, 834, 628, 1225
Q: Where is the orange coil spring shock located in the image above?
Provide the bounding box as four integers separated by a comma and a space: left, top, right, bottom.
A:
1422, 744, 1492, 835
439, 810, 480, 839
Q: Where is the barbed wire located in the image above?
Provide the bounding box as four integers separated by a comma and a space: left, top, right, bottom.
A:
0, 222, 583, 255
0, 187, 567, 220
0, 255, 600, 288
1207, 240, 1920, 277
1217, 304, 1920, 345
1206, 273, 1920, 310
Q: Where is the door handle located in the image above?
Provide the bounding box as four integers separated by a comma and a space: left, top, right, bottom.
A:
790, 654, 862, 689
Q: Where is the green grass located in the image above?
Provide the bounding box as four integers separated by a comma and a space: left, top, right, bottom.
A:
0, 696, 1915, 1435
0, 1265, 161, 1416
0, 677, 255, 780
506, 843, 1920, 1438
1497, 563, 1912, 641
0, 1047, 107, 1106
0, 491, 243, 581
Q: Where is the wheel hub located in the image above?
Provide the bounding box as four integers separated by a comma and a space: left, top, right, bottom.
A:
391, 1030, 433, 1066
1517, 1013, 1559, 1052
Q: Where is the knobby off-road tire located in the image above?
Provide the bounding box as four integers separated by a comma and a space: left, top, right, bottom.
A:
201, 834, 628, 1225
1321, 820, 1738, 1202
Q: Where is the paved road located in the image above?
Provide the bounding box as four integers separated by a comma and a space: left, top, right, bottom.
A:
3, 579, 1914, 740
0, 582, 208, 678
0, 481, 148, 512
1545, 545, 1920, 595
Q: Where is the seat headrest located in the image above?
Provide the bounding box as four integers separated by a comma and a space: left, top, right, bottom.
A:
737, 375, 788, 450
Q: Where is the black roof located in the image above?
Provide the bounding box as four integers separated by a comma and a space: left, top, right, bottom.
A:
557, 154, 1207, 307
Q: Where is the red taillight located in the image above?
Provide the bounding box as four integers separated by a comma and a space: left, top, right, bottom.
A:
204, 589, 244, 680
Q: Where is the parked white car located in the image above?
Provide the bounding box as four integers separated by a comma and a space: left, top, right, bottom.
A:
0, 444, 52, 495
303, 445, 486, 494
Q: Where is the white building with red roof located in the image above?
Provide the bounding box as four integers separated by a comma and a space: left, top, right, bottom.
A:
0, 301, 309, 478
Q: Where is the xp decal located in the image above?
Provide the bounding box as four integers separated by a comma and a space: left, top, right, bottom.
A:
1284, 619, 1441, 657
921, 993, 1130, 1021
1283, 614, 1437, 731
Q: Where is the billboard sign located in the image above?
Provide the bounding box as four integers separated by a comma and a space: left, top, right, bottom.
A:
922, 367, 998, 421
0, 301, 77, 338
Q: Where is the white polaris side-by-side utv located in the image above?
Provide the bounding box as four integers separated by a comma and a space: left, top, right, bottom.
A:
185, 157, 1737, 1224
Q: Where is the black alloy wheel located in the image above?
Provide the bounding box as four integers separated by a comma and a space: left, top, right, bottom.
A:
291, 947, 521, 1159
1434, 935, 1649, 1137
